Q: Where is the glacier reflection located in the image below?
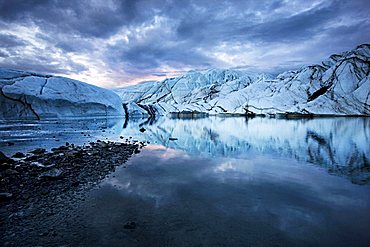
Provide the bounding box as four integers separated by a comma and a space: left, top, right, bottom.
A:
0, 117, 125, 155
1, 116, 369, 184
94, 144, 370, 246
121, 117, 370, 184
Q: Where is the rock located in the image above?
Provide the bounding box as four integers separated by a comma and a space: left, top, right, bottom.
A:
71, 181, 80, 187
12, 152, 25, 158
123, 221, 137, 229
29, 148, 46, 154
139, 127, 146, 132
5, 169, 19, 175
0, 151, 14, 164
98, 142, 108, 148
39, 168, 64, 180
0, 140, 138, 245
30, 161, 55, 168
0, 192, 13, 200
22, 193, 30, 200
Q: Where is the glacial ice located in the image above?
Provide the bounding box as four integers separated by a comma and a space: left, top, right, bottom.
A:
0, 68, 124, 119
115, 44, 370, 116
1, 44, 369, 119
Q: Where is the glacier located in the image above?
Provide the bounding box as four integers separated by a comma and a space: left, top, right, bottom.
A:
1, 44, 369, 119
115, 44, 370, 116
0, 68, 124, 119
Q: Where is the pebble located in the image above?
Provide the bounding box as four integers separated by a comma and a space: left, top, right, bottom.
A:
0, 192, 13, 200
39, 168, 64, 180
1, 140, 144, 245
12, 152, 25, 158
29, 148, 46, 155
0, 151, 14, 164
123, 221, 137, 229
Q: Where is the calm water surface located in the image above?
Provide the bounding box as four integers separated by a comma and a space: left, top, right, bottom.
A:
1, 117, 370, 246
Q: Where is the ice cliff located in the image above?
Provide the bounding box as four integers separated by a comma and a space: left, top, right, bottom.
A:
0, 68, 124, 119
115, 44, 370, 116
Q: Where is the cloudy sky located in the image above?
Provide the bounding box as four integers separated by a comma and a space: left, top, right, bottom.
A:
0, 0, 369, 88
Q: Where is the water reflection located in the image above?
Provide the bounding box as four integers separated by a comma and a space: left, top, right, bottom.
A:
84, 145, 370, 246
0, 116, 369, 184
1, 116, 370, 245
0, 117, 125, 155
120, 117, 370, 184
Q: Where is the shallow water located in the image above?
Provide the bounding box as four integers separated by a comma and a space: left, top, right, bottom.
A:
1, 116, 370, 246
82, 145, 370, 246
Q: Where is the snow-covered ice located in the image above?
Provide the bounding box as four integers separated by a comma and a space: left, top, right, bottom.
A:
115, 44, 370, 116
0, 68, 124, 119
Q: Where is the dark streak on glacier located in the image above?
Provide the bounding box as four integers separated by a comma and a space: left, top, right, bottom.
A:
115, 44, 370, 118
0, 87, 40, 120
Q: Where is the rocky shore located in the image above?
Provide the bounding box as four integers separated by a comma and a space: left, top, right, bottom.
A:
0, 140, 144, 246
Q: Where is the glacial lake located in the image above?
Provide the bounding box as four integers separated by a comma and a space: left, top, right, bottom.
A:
1, 116, 370, 246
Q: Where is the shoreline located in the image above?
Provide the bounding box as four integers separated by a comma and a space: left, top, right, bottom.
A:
0, 140, 144, 246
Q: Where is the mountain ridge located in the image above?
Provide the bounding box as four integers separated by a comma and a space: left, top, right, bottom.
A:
0, 44, 369, 120
115, 44, 370, 117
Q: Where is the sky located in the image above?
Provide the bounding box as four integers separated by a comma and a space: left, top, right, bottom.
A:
0, 0, 369, 88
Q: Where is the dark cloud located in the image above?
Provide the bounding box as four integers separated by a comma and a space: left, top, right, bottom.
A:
243, 5, 335, 42
0, 0, 50, 20
0, 34, 27, 48
112, 43, 213, 70
0, 0, 369, 86
0, 50, 9, 58
55, 40, 93, 53
0, 0, 163, 38
0, 58, 86, 75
